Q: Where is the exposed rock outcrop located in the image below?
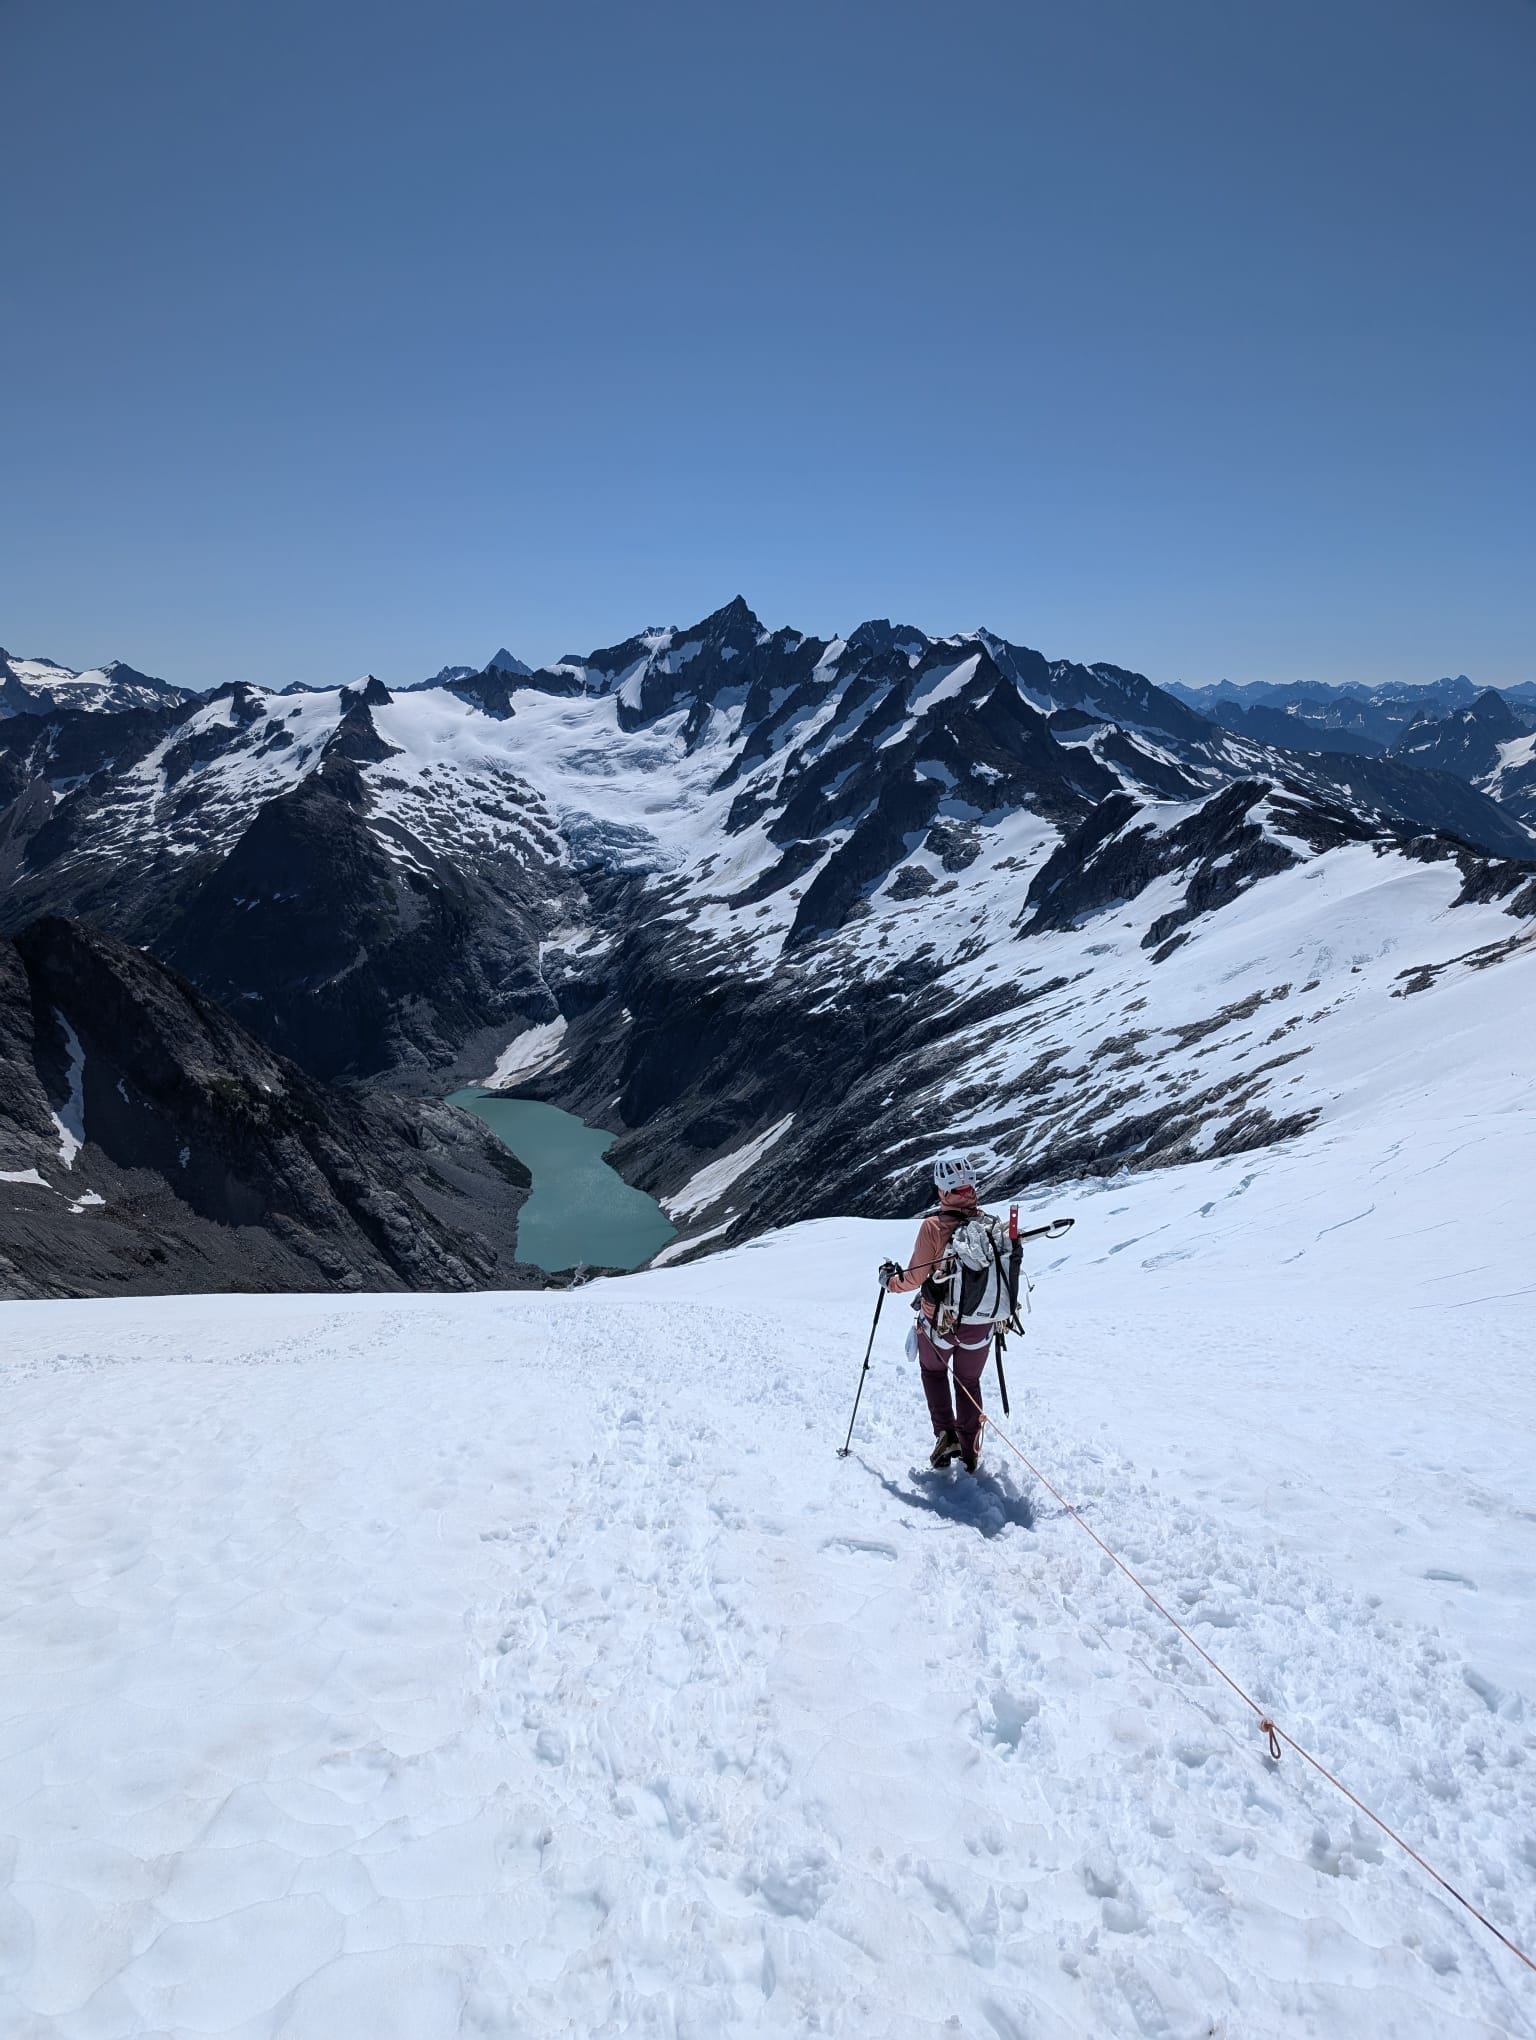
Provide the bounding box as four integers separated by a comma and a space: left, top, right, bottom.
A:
0, 917, 534, 1300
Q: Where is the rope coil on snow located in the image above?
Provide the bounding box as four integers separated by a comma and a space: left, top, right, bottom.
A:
953, 1377, 1536, 1980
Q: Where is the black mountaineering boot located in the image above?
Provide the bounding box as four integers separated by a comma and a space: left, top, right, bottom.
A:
929, 1428, 960, 1469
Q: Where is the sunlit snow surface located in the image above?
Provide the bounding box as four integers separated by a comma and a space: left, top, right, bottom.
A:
4, 1022, 1536, 2036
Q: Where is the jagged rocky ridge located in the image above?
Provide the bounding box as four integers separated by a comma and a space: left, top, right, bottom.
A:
0, 648, 193, 718
1, 600, 1534, 1276
0, 916, 535, 1299
1389, 689, 1536, 824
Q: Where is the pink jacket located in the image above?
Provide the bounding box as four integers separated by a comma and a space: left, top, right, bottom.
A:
886, 1186, 978, 1319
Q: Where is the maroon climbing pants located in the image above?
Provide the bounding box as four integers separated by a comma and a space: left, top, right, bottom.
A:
916, 1320, 991, 1453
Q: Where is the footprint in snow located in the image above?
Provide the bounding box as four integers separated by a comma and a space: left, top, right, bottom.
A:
819, 1534, 899, 1562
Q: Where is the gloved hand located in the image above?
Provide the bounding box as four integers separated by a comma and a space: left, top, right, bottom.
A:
878, 1259, 900, 1287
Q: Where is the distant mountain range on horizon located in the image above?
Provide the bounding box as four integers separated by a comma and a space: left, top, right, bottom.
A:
6, 617, 1535, 824
4, 634, 1531, 717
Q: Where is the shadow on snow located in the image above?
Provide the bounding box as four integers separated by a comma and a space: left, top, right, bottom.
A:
861, 1458, 1036, 1539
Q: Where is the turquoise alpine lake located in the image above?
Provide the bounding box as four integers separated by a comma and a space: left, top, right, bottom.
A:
448, 1091, 676, 1273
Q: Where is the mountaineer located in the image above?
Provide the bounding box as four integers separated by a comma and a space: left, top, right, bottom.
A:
881, 1150, 1020, 1473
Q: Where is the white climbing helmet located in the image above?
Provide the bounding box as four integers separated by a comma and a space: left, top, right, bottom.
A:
931, 1149, 976, 1193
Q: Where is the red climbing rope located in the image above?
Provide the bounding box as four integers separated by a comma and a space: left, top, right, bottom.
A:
953, 1377, 1536, 1979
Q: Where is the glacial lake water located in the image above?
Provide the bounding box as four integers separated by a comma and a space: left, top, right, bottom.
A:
448, 1091, 676, 1273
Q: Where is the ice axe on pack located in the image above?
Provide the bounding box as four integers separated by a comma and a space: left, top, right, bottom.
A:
993, 1210, 1074, 1415
1014, 1214, 1074, 1244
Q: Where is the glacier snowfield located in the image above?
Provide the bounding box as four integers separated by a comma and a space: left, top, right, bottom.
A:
3, 1106, 1535, 2040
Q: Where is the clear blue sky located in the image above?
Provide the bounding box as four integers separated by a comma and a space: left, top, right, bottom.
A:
4, 0, 1532, 690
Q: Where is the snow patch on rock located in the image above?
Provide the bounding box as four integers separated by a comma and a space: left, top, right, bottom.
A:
482, 1016, 569, 1089
50, 1013, 85, 1169
664, 1115, 795, 1219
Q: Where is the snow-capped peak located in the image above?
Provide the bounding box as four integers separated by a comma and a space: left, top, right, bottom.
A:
0, 650, 191, 718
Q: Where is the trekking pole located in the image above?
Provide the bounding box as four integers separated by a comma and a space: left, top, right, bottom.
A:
993, 1330, 1011, 1418
836, 1283, 886, 1458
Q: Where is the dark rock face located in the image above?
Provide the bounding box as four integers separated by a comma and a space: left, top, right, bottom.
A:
323, 698, 401, 766
1020, 782, 1333, 944
0, 917, 534, 1300
0, 938, 59, 1162
524, 895, 1343, 1258
1384, 690, 1536, 826
1289, 750, 1535, 859
0, 700, 182, 793
974, 639, 1212, 746
0, 690, 578, 1086
1086, 727, 1206, 800
0, 703, 188, 889
1487, 760, 1536, 828
485, 649, 532, 677
1391, 689, 1529, 778
525, 927, 1028, 1234
1201, 698, 1385, 756
157, 763, 553, 1083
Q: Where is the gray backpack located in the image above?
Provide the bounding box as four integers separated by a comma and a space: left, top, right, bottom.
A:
939, 1212, 1023, 1329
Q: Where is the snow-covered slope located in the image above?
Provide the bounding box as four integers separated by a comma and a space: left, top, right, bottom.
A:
1385, 691, 1536, 824
1476, 738, 1533, 824
560, 782, 1536, 1259
3, 1011, 1534, 2035
1482, 731, 1536, 827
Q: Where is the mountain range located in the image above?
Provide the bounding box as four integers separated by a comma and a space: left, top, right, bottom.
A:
0, 649, 194, 718
1, 599, 1532, 1291
1168, 671, 1536, 772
